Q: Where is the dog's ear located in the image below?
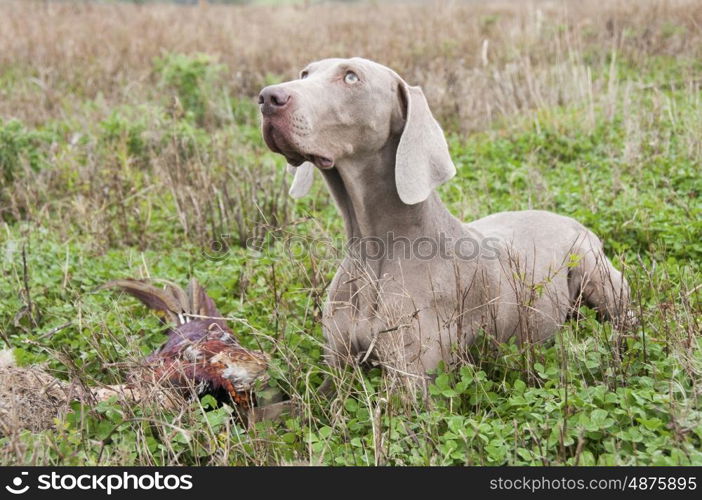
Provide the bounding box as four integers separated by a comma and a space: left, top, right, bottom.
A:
288, 162, 315, 198
394, 82, 455, 205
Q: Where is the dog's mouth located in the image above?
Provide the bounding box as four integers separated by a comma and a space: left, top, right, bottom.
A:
262, 122, 334, 169
285, 153, 334, 170
306, 155, 335, 169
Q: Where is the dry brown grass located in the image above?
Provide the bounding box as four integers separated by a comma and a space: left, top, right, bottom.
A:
1, 0, 700, 250
0, 362, 74, 435
1, 0, 700, 130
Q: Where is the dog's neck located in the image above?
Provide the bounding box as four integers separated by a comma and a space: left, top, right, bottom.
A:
320, 140, 463, 244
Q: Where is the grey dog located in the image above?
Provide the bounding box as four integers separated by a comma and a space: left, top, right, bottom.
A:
259, 58, 630, 387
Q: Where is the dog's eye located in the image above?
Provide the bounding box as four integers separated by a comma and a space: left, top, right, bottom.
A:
300, 71, 309, 79
344, 71, 359, 84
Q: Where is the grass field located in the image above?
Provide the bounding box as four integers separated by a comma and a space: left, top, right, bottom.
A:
0, 0, 701, 465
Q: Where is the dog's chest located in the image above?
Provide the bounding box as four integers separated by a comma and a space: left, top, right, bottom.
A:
323, 257, 481, 355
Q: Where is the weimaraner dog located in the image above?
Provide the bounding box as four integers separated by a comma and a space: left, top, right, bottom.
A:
259, 58, 630, 389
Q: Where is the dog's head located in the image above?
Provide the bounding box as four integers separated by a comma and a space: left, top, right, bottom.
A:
259, 57, 454, 204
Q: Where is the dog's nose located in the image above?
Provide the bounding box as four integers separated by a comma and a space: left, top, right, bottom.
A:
258, 86, 292, 116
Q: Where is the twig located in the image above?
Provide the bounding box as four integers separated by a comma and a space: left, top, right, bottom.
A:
38, 321, 73, 339
0, 329, 10, 349
21, 244, 34, 326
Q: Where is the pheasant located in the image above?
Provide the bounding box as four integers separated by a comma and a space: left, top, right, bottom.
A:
101, 278, 270, 410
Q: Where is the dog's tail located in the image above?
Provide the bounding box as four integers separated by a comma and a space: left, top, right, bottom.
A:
100, 278, 229, 330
